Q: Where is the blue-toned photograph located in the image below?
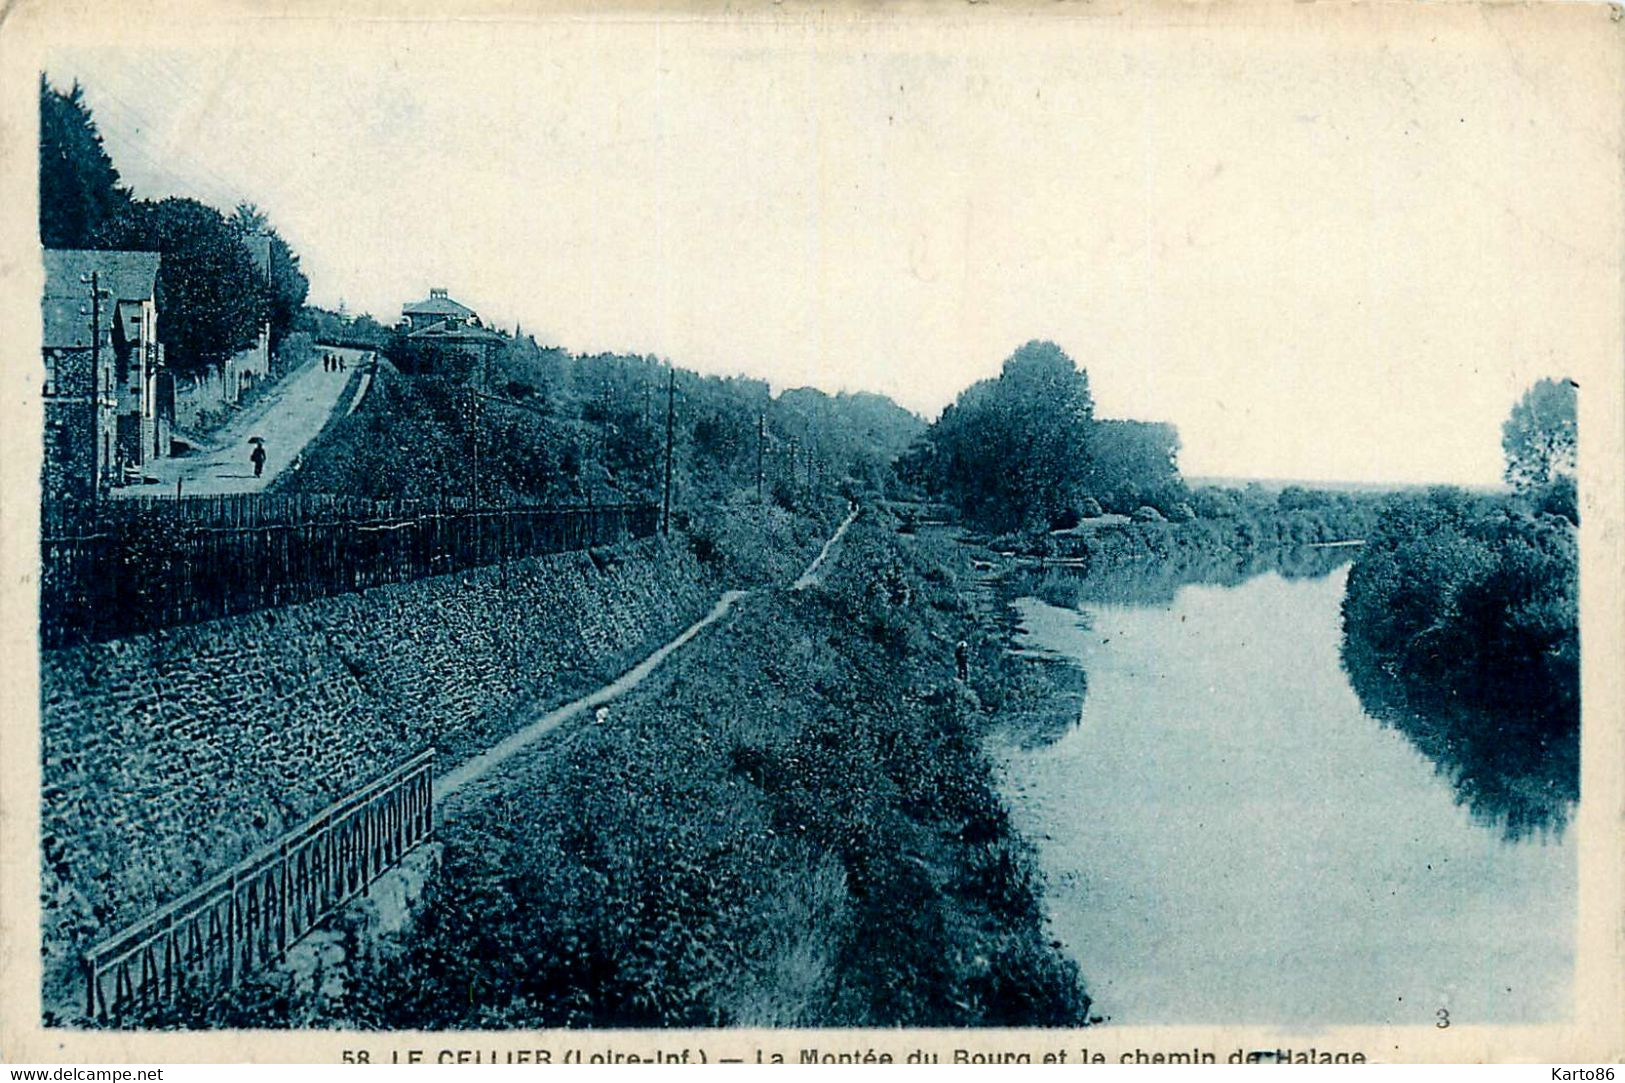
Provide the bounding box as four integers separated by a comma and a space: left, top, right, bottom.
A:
21, 7, 1597, 1044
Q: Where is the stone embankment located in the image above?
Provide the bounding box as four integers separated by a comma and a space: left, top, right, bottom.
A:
39, 536, 714, 1018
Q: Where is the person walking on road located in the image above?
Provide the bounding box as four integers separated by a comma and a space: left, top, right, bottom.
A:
250, 441, 267, 478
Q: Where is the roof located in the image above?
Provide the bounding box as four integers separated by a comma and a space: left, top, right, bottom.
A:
43, 249, 160, 306
406, 319, 504, 343
42, 297, 98, 349
402, 294, 477, 318
41, 249, 160, 350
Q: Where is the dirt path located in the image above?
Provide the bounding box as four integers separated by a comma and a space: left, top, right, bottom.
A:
280, 512, 864, 1005
434, 589, 750, 807
117, 348, 368, 498
435, 507, 861, 811
792, 504, 860, 590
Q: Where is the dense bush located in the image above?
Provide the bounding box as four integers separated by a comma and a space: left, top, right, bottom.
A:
1342, 488, 1577, 723
1340, 488, 1578, 837
677, 492, 840, 585
997, 492, 1385, 572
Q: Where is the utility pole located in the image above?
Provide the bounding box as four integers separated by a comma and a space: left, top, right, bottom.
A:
463, 390, 481, 510
81, 271, 107, 498
756, 411, 766, 502
661, 363, 675, 535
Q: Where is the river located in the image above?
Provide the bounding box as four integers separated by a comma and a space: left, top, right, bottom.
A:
995, 562, 1574, 1026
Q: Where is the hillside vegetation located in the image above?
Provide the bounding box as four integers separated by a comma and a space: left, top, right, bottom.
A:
279, 339, 922, 514
155, 513, 1092, 1029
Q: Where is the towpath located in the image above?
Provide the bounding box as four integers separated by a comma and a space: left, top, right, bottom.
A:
434, 503, 862, 812
115, 347, 368, 498
434, 589, 751, 804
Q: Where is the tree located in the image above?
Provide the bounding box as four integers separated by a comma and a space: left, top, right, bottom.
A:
229, 203, 310, 351
1084, 419, 1183, 514
916, 341, 1095, 531
1502, 377, 1577, 491
228, 201, 268, 235
96, 197, 269, 376
39, 76, 129, 248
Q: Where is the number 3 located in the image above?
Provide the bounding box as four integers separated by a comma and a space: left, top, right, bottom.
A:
1436, 1008, 1450, 1029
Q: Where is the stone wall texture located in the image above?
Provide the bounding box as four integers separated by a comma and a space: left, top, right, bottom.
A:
39, 536, 714, 1017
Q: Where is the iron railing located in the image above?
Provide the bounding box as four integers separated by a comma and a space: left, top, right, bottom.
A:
41, 498, 659, 647
82, 749, 435, 1023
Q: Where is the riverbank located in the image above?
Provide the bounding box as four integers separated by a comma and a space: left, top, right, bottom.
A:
171, 508, 1090, 1028
995, 562, 1575, 1025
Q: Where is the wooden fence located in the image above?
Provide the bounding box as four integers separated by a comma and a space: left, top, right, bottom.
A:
41, 496, 659, 647
82, 749, 435, 1024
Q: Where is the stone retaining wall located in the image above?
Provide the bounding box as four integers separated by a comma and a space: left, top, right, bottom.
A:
39, 536, 713, 1019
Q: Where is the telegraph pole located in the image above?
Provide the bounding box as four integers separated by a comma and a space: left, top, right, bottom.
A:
81, 271, 106, 498
661, 363, 675, 535
756, 411, 766, 502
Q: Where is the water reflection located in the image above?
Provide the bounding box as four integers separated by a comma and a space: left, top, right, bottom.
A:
998, 546, 1353, 751
998, 569, 1574, 1024
1007, 544, 1353, 610
1339, 644, 1578, 842
1006, 543, 1579, 841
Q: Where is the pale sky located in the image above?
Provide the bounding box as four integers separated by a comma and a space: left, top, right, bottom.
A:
43, 6, 1620, 486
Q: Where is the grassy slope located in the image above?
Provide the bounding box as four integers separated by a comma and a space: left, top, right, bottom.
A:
181, 509, 1090, 1028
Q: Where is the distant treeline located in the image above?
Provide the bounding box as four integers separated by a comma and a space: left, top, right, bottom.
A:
278, 341, 925, 517
1020, 485, 1386, 562
296, 305, 394, 350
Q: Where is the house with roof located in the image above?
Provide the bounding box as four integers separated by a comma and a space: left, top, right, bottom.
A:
402, 287, 480, 332
398, 288, 505, 377
41, 249, 170, 501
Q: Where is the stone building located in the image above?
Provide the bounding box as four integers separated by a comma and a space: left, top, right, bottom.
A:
398, 287, 505, 378
41, 249, 169, 502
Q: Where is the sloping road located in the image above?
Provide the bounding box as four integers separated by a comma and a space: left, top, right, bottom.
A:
115, 347, 368, 498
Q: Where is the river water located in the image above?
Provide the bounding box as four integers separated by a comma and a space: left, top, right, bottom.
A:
995, 563, 1574, 1026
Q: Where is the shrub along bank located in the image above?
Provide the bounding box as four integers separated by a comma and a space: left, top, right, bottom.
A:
1339, 487, 1578, 837
1001, 496, 1383, 570
178, 511, 1091, 1028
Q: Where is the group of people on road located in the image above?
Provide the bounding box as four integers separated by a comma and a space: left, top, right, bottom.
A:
244, 351, 358, 478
